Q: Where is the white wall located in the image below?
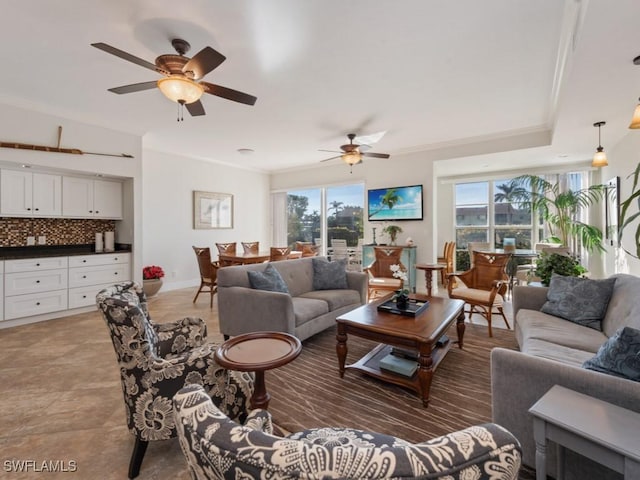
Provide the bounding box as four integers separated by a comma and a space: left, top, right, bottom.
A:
142, 150, 270, 290
602, 132, 640, 276
270, 152, 438, 264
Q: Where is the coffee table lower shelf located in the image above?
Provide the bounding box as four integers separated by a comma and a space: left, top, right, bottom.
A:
346, 340, 452, 401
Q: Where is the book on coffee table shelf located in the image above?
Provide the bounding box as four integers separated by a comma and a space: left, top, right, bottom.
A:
377, 298, 429, 317
379, 353, 418, 377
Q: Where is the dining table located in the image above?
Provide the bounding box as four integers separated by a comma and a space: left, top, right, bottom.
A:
219, 251, 271, 266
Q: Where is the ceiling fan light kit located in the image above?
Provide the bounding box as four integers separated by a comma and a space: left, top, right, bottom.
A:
592, 121, 608, 167
157, 76, 204, 104
319, 133, 390, 172
629, 97, 640, 129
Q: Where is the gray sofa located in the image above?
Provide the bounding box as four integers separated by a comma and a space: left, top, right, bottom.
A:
217, 256, 367, 341
491, 273, 640, 480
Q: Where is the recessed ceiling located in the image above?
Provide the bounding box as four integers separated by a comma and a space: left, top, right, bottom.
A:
1, 1, 640, 175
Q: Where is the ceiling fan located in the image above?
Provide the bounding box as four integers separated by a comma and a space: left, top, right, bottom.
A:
319, 133, 390, 172
91, 39, 257, 120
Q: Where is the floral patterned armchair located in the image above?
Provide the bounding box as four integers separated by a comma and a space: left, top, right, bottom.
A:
174, 384, 522, 480
96, 282, 254, 479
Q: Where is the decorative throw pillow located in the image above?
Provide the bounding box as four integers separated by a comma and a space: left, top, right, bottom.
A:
247, 264, 289, 293
312, 257, 348, 290
540, 274, 616, 331
583, 327, 640, 381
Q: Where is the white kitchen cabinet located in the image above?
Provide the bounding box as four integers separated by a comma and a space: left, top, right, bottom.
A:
0, 170, 62, 217
62, 176, 122, 219
3, 257, 69, 320
68, 253, 130, 308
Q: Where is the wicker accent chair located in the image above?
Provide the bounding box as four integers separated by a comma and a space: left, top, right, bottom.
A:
96, 282, 254, 479
241, 241, 259, 254
192, 246, 219, 308
364, 246, 404, 299
467, 241, 490, 267
174, 384, 522, 480
269, 246, 291, 261
447, 251, 511, 337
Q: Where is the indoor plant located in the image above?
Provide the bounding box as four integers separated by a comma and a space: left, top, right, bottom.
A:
390, 264, 410, 309
383, 225, 403, 245
511, 174, 607, 253
534, 252, 587, 286
619, 162, 640, 259
142, 265, 165, 297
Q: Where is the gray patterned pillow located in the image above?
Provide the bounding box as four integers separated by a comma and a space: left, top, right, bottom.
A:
540, 274, 616, 331
583, 327, 640, 381
312, 257, 348, 290
248, 264, 289, 293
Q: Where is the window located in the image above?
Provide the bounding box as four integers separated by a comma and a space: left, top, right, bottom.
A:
277, 183, 364, 251
455, 182, 489, 248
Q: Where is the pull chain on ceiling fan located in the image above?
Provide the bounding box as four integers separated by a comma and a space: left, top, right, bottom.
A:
91, 38, 257, 121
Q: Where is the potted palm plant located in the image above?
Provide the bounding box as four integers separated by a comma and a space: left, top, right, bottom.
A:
619, 162, 640, 259
383, 225, 403, 245
511, 175, 607, 253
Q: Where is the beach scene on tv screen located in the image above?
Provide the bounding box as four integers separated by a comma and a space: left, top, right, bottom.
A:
368, 185, 423, 220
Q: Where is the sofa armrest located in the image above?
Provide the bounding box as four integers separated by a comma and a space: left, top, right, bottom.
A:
218, 286, 295, 337
512, 285, 548, 319
346, 271, 367, 304
491, 347, 640, 468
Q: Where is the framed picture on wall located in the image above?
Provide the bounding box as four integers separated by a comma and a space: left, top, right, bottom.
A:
605, 176, 620, 247
193, 191, 233, 229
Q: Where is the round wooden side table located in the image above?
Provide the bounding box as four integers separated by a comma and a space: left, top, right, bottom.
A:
415, 263, 446, 297
215, 331, 302, 410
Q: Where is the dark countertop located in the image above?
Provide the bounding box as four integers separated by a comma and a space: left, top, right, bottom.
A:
0, 244, 132, 260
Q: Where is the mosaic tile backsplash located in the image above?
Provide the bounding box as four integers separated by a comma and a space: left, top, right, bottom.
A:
0, 218, 116, 246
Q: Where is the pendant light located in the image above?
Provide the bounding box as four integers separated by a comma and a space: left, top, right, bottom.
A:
629, 98, 640, 129
592, 121, 608, 168
631, 56, 640, 129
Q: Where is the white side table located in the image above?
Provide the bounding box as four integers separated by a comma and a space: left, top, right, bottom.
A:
529, 385, 640, 480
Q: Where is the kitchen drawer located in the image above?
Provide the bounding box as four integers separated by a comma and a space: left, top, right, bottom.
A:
5, 256, 68, 273
68, 264, 129, 288
5, 268, 68, 296
4, 289, 68, 320
69, 283, 112, 309
68, 253, 130, 268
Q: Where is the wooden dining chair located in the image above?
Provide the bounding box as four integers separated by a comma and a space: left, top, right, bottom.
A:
447, 251, 511, 337
192, 246, 219, 308
295, 241, 318, 257
216, 242, 237, 266
363, 246, 404, 299
270, 247, 291, 262
437, 241, 456, 286
241, 241, 259, 254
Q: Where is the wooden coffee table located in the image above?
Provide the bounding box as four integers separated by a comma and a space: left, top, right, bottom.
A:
336, 294, 465, 407
215, 331, 302, 410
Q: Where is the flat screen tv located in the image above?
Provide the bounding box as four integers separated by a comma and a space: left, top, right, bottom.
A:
367, 184, 423, 221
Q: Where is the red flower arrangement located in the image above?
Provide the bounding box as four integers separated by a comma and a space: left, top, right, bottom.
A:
143, 265, 165, 280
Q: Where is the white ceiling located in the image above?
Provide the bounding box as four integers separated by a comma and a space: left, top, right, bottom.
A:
1, 0, 640, 175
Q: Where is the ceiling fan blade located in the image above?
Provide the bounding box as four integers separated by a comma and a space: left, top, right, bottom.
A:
91, 43, 163, 73
202, 82, 257, 105
108, 81, 158, 95
186, 100, 206, 116
362, 152, 390, 159
320, 155, 341, 163
183, 47, 226, 80
318, 149, 342, 153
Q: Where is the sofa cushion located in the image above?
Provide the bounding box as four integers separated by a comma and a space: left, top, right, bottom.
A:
515, 309, 606, 353
299, 289, 361, 311
291, 297, 329, 327
248, 263, 289, 293
602, 274, 640, 337
312, 257, 348, 290
540, 274, 616, 331
521, 338, 596, 367
583, 327, 640, 381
